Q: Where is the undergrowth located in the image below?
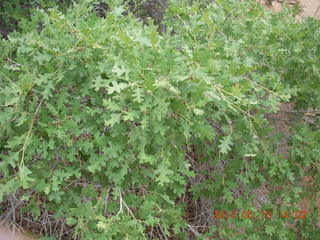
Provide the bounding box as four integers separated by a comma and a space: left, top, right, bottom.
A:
0, 0, 319, 239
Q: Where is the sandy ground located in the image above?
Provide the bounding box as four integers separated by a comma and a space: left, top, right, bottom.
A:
262, 0, 320, 18
299, 0, 320, 18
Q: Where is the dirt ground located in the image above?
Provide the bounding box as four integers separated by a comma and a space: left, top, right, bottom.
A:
266, 0, 320, 18
299, 0, 320, 18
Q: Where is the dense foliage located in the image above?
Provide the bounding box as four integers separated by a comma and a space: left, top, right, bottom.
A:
0, 0, 319, 239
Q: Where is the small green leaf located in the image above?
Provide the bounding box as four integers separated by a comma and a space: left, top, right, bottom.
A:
231, 83, 243, 98
265, 225, 275, 236
193, 108, 204, 115
149, 28, 160, 46
155, 162, 174, 186
105, 113, 121, 127
19, 166, 35, 189
107, 81, 127, 94
219, 135, 233, 154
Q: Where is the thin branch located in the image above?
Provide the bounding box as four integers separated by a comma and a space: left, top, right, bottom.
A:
20, 97, 44, 168
313, 6, 320, 17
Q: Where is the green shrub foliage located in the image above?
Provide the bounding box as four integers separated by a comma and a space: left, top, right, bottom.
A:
0, 0, 319, 239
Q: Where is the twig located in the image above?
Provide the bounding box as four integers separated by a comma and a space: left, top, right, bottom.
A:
187, 224, 201, 237
20, 97, 44, 169
313, 6, 320, 17
158, 224, 168, 240
116, 191, 123, 216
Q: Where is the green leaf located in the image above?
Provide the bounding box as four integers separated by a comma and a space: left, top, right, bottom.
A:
19, 166, 35, 189
231, 83, 243, 98
118, 30, 132, 45
219, 135, 233, 154
6, 135, 26, 149
223, 189, 233, 203
149, 28, 160, 46
107, 81, 127, 94
133, 88, 145, 103
104, 113, 121, 127
265, 225, 275, 236
155, 162, 174, 186
193, 108, 204, 115
112, 62, 130, 76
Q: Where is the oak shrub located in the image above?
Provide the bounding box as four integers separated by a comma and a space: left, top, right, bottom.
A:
0, 0, 319, 239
